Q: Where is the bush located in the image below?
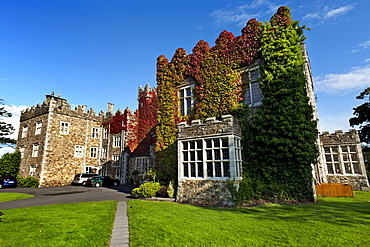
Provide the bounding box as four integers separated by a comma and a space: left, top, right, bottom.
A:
131, 182, 161, 198
17, 176, 39, 188
156, 186, 168, 197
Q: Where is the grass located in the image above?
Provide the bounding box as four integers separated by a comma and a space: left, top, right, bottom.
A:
0, 201, 117, 247
127, 191, 370, 247
0, 192, 34, 202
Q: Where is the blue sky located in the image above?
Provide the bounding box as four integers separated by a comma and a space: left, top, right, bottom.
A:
1, 0, 370, 156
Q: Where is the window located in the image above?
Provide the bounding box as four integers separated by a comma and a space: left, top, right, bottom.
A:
134, 157, 149, 174
179, 85, 194, 116
32, 143, 39, 157
112, 154, 120, 167
74, 145, 84, 158
113, 136, 121, 148
19, 146, 25, 158
91, 127, 99, 138
29, 165, 36, 177
116, 169, 120, 178
35, 121, 42, 135
103, 128, 108, 139
60, 121, 70, 135
90, 147, 98, 158
323, 145, 361, 175
101, 147, 107, 159
22, 125, 28, 138
181, 136, 242, 179
243, 67, 262, 105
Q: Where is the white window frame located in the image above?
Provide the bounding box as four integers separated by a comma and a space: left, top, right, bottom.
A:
243, 67, 262, 106
60, 121, 70, 135
29, 165, 36, 177
74, 145, 84, 158
179, 136, 242, 180
22, 125, 28, 138
32, 143, 39, 157
103, 128, 108, 139
20, 146, 25, 158
91, 127, 99, 138
179, 84, 194, 116
323, 145, 362, 175
113, 136, 121, 148
90, 147, 98, 158
35, 121, 42, 135
134, 157, 149, 174
101, 147, 107, 159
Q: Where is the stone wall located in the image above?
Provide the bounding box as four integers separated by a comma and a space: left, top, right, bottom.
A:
326, 175, 369, 191
177, 180, 234, 207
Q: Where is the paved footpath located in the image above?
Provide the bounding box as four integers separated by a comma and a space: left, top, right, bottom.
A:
110, 201, 130, 247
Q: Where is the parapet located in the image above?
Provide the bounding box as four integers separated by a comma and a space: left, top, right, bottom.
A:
177, 115, 241, 139
20, 93, 113, 122
319, 129, 361, 144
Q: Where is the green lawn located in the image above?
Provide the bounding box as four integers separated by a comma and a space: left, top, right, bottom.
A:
0, 192, 34, 202
0, 201, 117, 247
127, 192, 370, 247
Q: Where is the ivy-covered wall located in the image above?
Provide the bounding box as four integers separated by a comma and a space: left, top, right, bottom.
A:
155, 6, 318, 201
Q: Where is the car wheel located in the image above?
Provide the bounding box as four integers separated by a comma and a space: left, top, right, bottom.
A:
0, 184, 2, 189
113, 182, 118, 186
95, 183, 101, 187
82, 181, 87, 186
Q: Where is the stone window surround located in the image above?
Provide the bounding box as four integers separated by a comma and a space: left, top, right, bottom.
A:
179, 84, 194, 116
74, 145, 84, 158
113, 136, 121, 148
91, 127, 100, 138
101, 147, 107, 158
243, 66, 262, 106
35, 121, 42, 135
323, 144, 362, 176
32, 143, 39, 157
90, 147, 98, 158
103, 128, 108, 139
60, 121, 70, 135
178, 134, 242, 181
29, 165, 36, 177
21, 125, 28, 138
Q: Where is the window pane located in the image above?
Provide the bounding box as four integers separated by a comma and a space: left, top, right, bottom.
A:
340, 146, 348, 152
349, 146, 356, 152
180, 89, 185, 98
186, 87, 191, 97
334, 163, 341, 174
189, 141, 195, 149
183, 163, 188, 177
215, 162, 222, 177
351, 153, 358, 161
353, 162, 360, 174
206, 139, 212, 148
180, 99, 185, 116
251, 82, 262, 103
327, 164, 334, 174
214, 139, 220, 148
223, 162, 230, 177
214, 149, 221, 160
206, 150, 212, 160
324, 147, 330, 153
186, 98, 191, 114
325, 155, 332, 162
250, 69, 260, 81
333, 154, 339, 162
190, 163, 196, 177
221, 138, 228, 147
222, 149, 229, 160
344, 163, 352, 174
331, 147, 338, 153
197, 162, 203, 177
207, 162, 213, 177
183, 142, 188, 150
342, 154, 349, 162
244, 87, 251, 105
183, 152, 188, 161
190, 151, 195, 161
196, 140, 202, 149
197, 151, 203, 161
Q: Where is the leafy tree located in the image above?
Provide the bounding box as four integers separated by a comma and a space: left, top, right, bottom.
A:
349, 87, 370, 144
0, 150, 21, 177
0, 99, 16, 146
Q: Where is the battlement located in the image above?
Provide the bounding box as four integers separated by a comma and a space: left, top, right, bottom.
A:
319, 129, 360, 144
177, 115, 241, 139
138, 83, 156, 96
20, 92, 111, 122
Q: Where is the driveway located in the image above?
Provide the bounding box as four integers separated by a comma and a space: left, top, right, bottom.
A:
0, 185, 136, 209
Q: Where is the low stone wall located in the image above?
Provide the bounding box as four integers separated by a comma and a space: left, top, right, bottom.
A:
326, 175, 369, 191
177, 180, 234, 207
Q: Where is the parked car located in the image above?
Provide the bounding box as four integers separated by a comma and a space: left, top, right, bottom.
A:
84, 176, 120, 187
0, 177, 17, 189
71, 173, 98, 186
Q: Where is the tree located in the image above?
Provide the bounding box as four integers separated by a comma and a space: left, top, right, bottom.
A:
0, 150, 21, 177
0, 99, 16, 146
349, 87, 370, 144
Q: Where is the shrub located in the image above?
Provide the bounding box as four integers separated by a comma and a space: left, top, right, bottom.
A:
156, 186, 168, 197
17, 176, 39, 188
131, 182, 161, 198
167, 180, 175, 198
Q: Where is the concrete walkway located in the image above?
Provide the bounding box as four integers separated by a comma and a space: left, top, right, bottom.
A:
110, 201, 130, 247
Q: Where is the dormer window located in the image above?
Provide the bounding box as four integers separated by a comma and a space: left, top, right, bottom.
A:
179, 85, 194, 116
243, 67, 262, 105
